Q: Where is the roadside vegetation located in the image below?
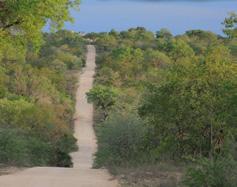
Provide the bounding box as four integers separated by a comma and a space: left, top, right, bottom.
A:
1, 1, 237, 186
86, 13, 237, 187
0, 1, 84, 167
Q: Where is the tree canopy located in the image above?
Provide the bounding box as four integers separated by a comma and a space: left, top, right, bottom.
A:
223, 12, 237, 39
0, 0, 80, 60
89, 24, 237, 186
0, 0, 84, 167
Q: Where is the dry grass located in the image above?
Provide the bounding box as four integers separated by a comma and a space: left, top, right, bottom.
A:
111, 163, 184, 187
0, 165, 23, 176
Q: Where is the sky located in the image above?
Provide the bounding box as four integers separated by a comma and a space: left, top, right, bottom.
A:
62, 0, 237, 34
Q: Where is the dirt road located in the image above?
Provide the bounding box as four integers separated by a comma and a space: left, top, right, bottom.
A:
0, 45, 119, 187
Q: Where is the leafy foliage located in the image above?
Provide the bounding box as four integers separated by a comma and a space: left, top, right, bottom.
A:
139, 47, 237, 158
94, 114, 147, 168
90, 23, 237, 185
223, 12, 237, 39
0, 30, 85, 166
183, 156, 237, 187
0, 0, 80, 61
87, 85, 118, 120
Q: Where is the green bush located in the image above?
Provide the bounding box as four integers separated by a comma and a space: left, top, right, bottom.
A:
183, 156, 237, 187
0, 99, 77, 167
139, 51, 237, 159
94, 114, 147, 168
0, 29, 84, 168
0, 128, 53, 166
0, 128, 77, 167
87, 85, 118, 120
54, 133, 78, 167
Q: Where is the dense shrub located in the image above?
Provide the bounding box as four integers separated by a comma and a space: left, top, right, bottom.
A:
139, 49, 237, 159
0, 128, 53, 166
183, 156, 237, 187
95, 114, 147, 168
0, 99, 77, 167
0, 30, 85, 167
92, 27, 237, 186
0, 129, 77, 167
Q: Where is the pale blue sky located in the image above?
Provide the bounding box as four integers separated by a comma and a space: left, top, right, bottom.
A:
63, 0, 237, 34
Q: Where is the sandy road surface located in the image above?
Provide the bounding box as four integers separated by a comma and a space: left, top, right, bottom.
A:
0, 45, 119, 187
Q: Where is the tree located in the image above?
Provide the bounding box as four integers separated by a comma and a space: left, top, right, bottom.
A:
169, 39, 195, 61
223, 12, 237, 39
0, 0, 80, 61
87, 85, 118, 120
0, 0, 82, 167
144, 49, 171, 69
185, 30, 218, 55
139, 46, 237, 159
95, 34, 117, 51
156, 28, 172, 39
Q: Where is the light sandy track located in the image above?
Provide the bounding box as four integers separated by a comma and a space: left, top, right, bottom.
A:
0, 45, 119, 187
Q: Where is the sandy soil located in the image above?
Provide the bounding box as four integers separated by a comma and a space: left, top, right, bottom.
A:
0, 45, 119, 187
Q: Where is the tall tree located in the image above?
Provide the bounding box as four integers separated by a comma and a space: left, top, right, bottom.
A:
0, 0, 80, 61
223, 12, 237, 39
